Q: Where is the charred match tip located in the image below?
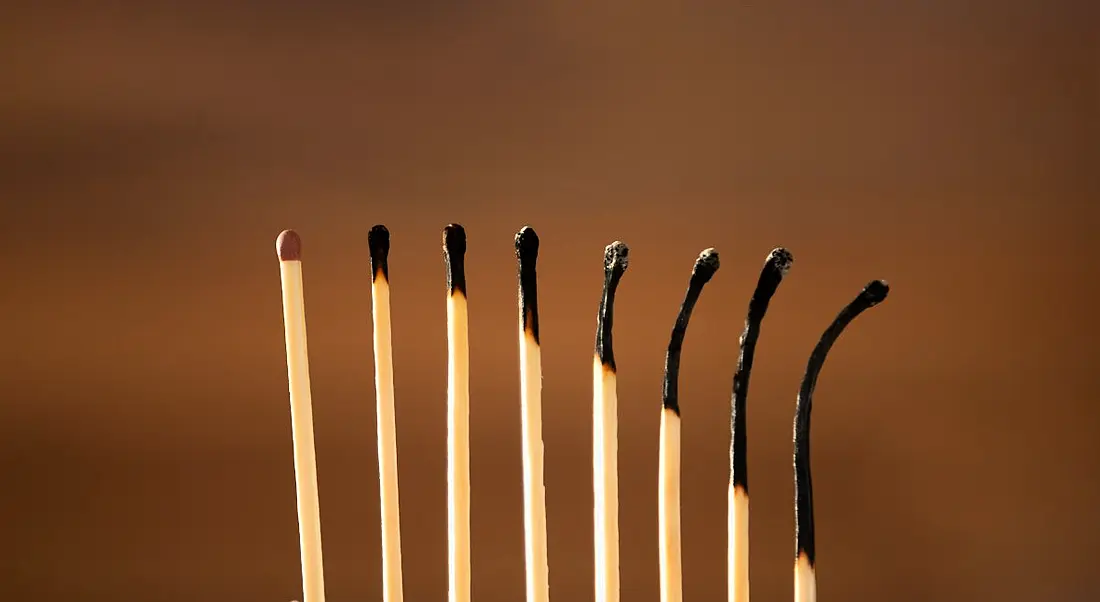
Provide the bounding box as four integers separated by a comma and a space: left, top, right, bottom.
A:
515, 226, 540, 344
368, 224, 390, 282
276, 229, 302, 261
604, 241, 629, 272
443, 223, 467, 296
692, 247, 720, 281
767, 247, 794, 275
862, 279, 890, 305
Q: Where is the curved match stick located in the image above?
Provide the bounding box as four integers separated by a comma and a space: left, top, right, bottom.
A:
593, 241, 629, 602
660, 248, 721, 602
275, 230, 327, 602
515, 226, 550, 602
369, 225, 405, 602
728, 248, 794, 602
793, 280, 890, 602
443, 224, 472, 602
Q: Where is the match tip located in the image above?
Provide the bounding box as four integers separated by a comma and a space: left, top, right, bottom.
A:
443, 223, 467, 257
276, 229, 301, 261
693, 247, 720, 278
368, 224, 390, 256
862, 279, 890, 305
767, 247, 794, 275
515, 225, 539, 260
604, 241, 629, 272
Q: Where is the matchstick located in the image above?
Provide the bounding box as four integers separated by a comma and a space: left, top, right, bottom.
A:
728, 248, 794, 602
275, 229, 327, 602
593, 241, 630, 602
368, 225, 405, 602
515, 226, 550, 602
443, 224, 471, 602
793, 280, 890, 602
660, 248, 721, 602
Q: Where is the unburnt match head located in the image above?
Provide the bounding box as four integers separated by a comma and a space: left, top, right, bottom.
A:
794, 278, 891, 570
276, 229, 302, 262
443, 223, 468, 297
515, 226, 540, 344
368, 225, 390, 282
596, 241, 630, 371
662, 247, 721, 416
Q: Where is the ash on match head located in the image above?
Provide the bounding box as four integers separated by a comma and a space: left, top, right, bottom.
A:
276, 229, 302, 261
693, 247, 720, 281
368, 225, 390, 282
443, 224, 468, 297
596, 241, 630, 371
515, 226, 540, 344
768, 247, 794, 275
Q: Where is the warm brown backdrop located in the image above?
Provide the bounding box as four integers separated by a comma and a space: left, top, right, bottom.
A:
3, 1, 1098, 600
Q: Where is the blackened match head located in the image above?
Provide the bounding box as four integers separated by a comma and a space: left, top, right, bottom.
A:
276, 229, 302, 261
862, 279, 890, 306
443, 223, 467, 257
693, 248, 720, 281
515, 226, 539, 261
443, 224, 468, 296
767, 247, 794, 276
368, 224, 390, 282
604, 241, 629, 273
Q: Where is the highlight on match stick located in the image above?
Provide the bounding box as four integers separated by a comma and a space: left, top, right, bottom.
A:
793, 279, 890, 602
659, 248, 721, 602
275, 229, 327, 602
368, 224, 406, 602
443, 224, 472, 602
728, 247, 794, 602
593, 241, 629, 602
515, 226, 550, 602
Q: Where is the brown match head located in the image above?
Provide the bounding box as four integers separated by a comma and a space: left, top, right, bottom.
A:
276, 229, 302, 261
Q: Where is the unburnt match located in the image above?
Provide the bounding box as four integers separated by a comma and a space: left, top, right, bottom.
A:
593, 241, 629, 602
368, 225, 406, 602
443, 224, 472, 602
275, 229, 327, 602
516, 226, 550, 602
794, 279, 890, 602
728, 248, 794, 602
660, 248, 721, 602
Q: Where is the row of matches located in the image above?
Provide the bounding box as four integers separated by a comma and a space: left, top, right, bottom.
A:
274, 224, 889, 602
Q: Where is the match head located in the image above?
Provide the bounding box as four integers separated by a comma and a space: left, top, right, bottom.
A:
861, 279, 890, 306
368, 224, 390, 281
515, 226, 539, 261
692, 247, 720, 281
443, 223, 467, 257
767, 247, 794, 275
604, 241, 629, 273
276, 229, 302, 261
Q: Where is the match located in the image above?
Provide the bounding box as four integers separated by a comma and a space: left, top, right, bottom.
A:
443, 224, 471, 602
368, 225, 405, 602
660, 248, 721, 602
515, 226, 550, 602
793, 279, 891, 602
275, 229, 327, 602
728, 248, 794, 602
593, 241, 629, 602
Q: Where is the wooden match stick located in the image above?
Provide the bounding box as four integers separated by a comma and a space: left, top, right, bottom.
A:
275, 229, 327, 602
728, 248, 794, 602
593, 241, 629, 602
793, 280, 890, 602
660, 248, 721, 602
443, 224, 472, 602
368, 225, 405, 602
515, 226, 550, 602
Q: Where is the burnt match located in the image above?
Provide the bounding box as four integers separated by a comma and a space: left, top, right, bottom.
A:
368, 225, 406, 602
794, 279, 890, 602
593, 241, 629, 602
516, 226, 549, 602
728, 248, 794, 602
275, 229, 327, 602
443, 224, 471, 602
660, 248, 721, 602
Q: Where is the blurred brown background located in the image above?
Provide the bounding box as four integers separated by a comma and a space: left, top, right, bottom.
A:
3, 1, 1098, 600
